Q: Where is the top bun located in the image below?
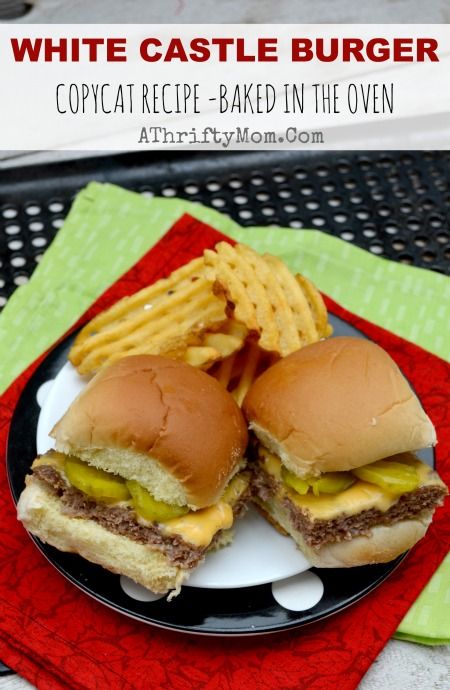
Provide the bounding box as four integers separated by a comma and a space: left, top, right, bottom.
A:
52, 355, 248, 508
243, 337, 436, 478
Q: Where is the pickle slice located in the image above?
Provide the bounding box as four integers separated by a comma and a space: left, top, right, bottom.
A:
309, 472, 355, 497
127, 480, 189, 522
352, 460, 420, 495
65, 457, 130, 502
282, 467, 355, 496
281, 467, 310, 495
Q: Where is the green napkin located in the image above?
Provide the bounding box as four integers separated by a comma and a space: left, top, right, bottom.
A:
395, 555, 450, 645
0, 181, 448, 644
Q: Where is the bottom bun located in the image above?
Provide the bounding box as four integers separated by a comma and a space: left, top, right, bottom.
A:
254, 496, 432, 568
17, 478, 189, 595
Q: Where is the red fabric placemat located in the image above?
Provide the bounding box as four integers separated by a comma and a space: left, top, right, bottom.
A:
0, 215, 449, 690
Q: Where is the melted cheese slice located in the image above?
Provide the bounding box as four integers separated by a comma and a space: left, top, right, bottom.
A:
287, 482, 396, 519
160, 473, 249, 547
162, 502, 233, 547
258, 447, 440, 522
35, 451, 247, 548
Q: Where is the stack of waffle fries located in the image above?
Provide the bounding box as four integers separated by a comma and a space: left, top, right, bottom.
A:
69, 242, 332, 403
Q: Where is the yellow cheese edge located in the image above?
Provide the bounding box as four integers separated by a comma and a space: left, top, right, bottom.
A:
155, 472, 250, 548
258, 447, 440, 521
161, 502, 234, 547
33, 451, 248, 548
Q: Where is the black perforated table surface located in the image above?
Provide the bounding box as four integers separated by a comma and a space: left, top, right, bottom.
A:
0, 150, 449, 312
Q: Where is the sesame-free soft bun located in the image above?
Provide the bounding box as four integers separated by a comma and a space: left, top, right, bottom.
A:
243, 336, 436, 478
52, 355, 248, 508
17, 478, 188, 594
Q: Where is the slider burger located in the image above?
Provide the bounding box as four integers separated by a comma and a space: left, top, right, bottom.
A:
243, 337, 447, 567
18, 355, 249, 596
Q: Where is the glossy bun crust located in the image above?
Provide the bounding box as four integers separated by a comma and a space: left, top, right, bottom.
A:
244, 337, 436, 478
52, 355, 248, 508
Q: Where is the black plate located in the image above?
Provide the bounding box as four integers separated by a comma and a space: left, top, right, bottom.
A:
7, 314, 433, 635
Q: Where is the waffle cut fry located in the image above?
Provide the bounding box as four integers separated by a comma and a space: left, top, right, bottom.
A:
210, 342, 277, 406
295, 273, 333, 339
69, 257, 230, 376
68, 239, 332, 385
175, 320, 248, 369
204, 242, 331, 358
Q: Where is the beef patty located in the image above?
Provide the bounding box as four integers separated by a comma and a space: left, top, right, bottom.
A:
252, 464, 446, 548
33, 464, 249, 569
